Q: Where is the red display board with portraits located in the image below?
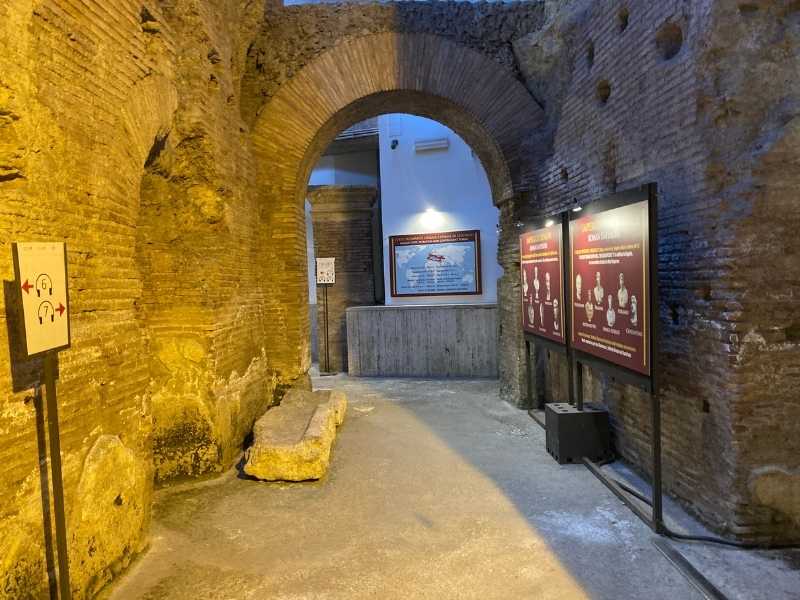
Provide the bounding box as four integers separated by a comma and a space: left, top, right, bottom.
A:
569, 200, 650, 376
520, 225, 565, 345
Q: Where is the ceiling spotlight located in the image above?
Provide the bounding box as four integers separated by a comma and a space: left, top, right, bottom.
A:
572, 206, 583, 213
545, 219, 555, 227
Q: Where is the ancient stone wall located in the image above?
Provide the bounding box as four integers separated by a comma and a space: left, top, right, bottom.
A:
0, 3, 548, 595
134, 0, 282, 484
241, 1, 547, 124
511, 0, 800, 542
0, 2, 176, 596
0, 0, 284, 596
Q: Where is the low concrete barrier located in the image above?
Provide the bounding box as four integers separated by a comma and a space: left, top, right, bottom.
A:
346, 304, 498, 378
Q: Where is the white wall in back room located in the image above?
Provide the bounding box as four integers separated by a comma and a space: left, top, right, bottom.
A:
378, 113, 501, 306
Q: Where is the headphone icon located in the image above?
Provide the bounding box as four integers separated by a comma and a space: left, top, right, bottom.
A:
38, 301, 55, 324
36, 274, 53, 298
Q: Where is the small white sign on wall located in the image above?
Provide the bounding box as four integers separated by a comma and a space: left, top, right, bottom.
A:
12, 242, 71, 357
316, 257, 336, 285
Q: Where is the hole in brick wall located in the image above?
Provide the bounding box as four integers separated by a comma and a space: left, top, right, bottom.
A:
596, 80, 611, 104
702, 399, 710, 413
144, 132, 169, 168
785, 322, 800, 342
140, 6, 156, 24
140, 6, 160, 34
587, 42, 595, 69
656, 22, 684, 61
670, 305, 679, 324
738, 3, 759, 15
618, 7, 630, 32
561, 167, 569, 181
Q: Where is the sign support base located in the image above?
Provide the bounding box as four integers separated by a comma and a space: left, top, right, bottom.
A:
319, 284, 337, 377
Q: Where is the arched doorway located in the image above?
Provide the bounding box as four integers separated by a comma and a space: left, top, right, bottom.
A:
249, 32, 544, 380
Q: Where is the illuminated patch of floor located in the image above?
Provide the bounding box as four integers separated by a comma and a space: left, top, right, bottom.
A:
106, 377, 700, 600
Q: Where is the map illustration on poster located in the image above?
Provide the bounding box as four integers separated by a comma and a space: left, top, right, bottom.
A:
389, 230, 481, 297
520, 225, 565, 344
570, 200, 650, 375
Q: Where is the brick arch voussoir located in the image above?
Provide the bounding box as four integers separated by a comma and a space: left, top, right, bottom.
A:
250, 32, 544, 203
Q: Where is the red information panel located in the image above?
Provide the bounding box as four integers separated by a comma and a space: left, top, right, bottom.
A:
570, 200, 650, 375
520, 225, 565, 344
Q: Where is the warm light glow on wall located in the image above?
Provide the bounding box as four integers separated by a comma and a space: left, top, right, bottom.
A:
419, 207, 446, 230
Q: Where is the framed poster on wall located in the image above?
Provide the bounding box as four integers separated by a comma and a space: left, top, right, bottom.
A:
569, 196, 651, 376
520, 224, 565, 345
389, 230, 482, 297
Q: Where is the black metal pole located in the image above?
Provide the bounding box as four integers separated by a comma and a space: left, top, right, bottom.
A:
651, 391, 664, 534
575, 360, 584, 411
44, 352, 71, 599
323, 284, 331, 374
33, 384, 58, 600
648, 183, 664, 535
561, 214, 576, 408
525, 339, 532, 408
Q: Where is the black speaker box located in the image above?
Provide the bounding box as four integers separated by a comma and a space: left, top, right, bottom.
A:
545, 402, 612, 465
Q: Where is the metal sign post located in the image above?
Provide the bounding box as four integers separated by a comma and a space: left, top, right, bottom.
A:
315, 258, 336, 376
12, 242, 72, 599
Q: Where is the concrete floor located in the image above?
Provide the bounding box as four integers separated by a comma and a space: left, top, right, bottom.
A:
105, 376, 797, 599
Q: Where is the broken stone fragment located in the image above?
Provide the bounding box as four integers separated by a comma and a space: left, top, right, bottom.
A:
244, 389, 347, 482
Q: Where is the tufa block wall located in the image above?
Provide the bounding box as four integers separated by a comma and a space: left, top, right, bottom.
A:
134, 0, 283, 484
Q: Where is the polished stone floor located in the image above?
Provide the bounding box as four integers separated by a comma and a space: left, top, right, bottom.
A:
105, 375, 798, 599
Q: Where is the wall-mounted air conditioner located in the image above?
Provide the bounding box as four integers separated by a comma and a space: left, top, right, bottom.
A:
414, 137, 450, 153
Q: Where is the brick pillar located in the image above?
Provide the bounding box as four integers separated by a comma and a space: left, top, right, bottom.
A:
309, 186, 378, 372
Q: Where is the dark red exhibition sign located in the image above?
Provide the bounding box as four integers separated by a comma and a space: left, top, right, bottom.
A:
520, 225, 565, 344
570, 200, 650, 375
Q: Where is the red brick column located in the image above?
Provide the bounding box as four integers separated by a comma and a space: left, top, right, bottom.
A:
309, 186, 378, 372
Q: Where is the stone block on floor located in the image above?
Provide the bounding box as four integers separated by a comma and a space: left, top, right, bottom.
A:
243, 388, 347, 481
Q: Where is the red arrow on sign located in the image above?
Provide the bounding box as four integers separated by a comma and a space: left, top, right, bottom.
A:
21, 279, 32, 294
57, 303, 66, 317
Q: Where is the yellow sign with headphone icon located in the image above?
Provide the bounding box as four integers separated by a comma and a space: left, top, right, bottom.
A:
12, 242, 71, 357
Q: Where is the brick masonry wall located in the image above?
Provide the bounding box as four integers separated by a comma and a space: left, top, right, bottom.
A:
510, 0, 800, 542
0, 2, 179, 595
247, 29, 545, 409
135, 0, 282, 485
0, 0, 281, 596
309, 186, 378, 373
241, 1, 547, 124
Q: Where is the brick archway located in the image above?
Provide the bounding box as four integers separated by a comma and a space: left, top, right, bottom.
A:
250, 32, 544, 379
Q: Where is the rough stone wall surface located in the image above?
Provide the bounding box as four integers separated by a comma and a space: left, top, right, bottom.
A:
0, 0, 282, 596
308, 186, 378, 373
135, 0, 281, 484
0, 2, 176, 596
241, 1, 548, 124
512, 0, 800, 542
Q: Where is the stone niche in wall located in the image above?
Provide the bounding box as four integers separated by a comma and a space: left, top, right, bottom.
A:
308, 186, 379, 372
